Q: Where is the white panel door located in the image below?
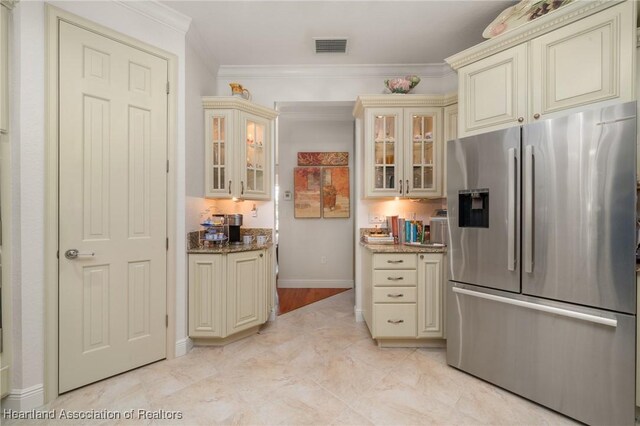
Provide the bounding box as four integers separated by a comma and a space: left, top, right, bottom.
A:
458, 44, 528, 137
226, 251, 264, 335
417, 254, 443, 338
58, 21, 168, 393
530, 2, 634, 121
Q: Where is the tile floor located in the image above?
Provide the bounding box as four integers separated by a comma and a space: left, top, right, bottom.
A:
6, 289, 579, 425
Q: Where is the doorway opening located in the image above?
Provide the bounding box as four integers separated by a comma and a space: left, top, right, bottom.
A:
274, 102, 355, 315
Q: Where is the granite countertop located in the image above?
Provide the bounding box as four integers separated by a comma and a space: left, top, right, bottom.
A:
188, 242, 273, 254
361, 242, 447, 254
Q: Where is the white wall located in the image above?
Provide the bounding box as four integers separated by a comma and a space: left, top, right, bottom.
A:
277, 114, 355, 288
4, 0, 188, 410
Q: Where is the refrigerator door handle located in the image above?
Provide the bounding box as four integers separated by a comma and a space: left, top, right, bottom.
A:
452, 286, 617, 327
524, 145, 534, 274
507, 148, 517, 271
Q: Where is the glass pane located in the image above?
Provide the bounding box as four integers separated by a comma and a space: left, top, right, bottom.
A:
375, 166, 384, 189
213, 167, 219, 189
385, 141, 395, 164
256, 170, 264, 192
247, 170, 255, 191
374, 116, 384, 141
247, 145, 254, 169
220, 167, 225, 188
219, 117, 225, 140
385, 116, 395, 140
213, 142, 219, 165
246, 121, 255, 145
423, 116, 433, 140
256, 123, 264, 146
375, 141, 384, 165
386, 166, 395, 189
255, 124, 265, 169
424, 142, 433, 165
413, 166, 421, 189
220, 143, 225, 164
212, 117, 219, 140
412, 116, 422, 141
424, 167, 433, 189
412, 142, 421, 166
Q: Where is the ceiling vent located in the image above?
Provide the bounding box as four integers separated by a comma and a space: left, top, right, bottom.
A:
315, 38, 348, 54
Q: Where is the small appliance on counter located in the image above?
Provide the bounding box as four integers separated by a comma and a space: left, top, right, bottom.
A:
227, 214, 243, 244
429, 210, 448, 246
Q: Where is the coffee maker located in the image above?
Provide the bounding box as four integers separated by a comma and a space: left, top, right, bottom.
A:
227, 214, 243, 244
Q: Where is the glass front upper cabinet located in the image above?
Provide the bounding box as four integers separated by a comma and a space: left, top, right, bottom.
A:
403, 108, 441, 197
366, 109, 402, 197
205, 110, 233, 197
240, 113, 270, 199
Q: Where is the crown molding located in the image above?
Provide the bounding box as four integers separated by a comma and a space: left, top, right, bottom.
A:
202, 96, 279, 119
1, 0, 17, 10
114, 0, 192, 34
217, 63, 455, 79
352, 93, 458, 118
446, 0, 624, 70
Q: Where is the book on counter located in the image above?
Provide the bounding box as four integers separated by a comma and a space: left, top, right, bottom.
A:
364, 234, 395, 244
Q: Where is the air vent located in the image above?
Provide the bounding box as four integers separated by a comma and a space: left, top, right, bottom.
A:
315, 38, 347, 54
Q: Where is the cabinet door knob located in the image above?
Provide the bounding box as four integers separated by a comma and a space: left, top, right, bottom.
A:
517, 117, 524, 123
259, 253, 263, 257
420, 254, 424, 259
533, 113, 540, 120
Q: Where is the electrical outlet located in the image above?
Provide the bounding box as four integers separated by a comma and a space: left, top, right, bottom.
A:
321, 256, 327, 264
369, 214, 385, 224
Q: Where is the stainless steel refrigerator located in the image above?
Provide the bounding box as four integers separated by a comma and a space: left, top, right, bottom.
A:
447, 102, 636, 425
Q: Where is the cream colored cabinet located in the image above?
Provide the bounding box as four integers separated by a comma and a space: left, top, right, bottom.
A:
0, 4, 8, 133
203, 97, 278, 200
362, 250, 444, 346
442, 103, 458, 197
226, 250, 264, 335
188, 254, 224, 338
188, 249, 267, 342
449, 1, 635, 137
355, 95, 453, 199
417, 253, 443, 338
458, 45, 528, 137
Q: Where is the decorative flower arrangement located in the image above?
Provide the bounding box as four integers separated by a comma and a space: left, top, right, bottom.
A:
384, 75, 421, 94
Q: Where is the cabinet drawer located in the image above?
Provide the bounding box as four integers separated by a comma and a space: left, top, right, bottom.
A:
373, 287, 417, 303
373, 253, 416, 269
374, 304, 417, 338
373, 269, 417, 286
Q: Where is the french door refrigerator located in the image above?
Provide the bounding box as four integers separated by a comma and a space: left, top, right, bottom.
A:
447, 102, 636, 425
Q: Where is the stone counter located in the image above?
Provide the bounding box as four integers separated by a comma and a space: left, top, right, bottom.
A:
360, 242, 447, 254
188, 242, 273, 254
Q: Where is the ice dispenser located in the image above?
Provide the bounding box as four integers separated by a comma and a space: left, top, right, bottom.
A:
458, 189, 489, 228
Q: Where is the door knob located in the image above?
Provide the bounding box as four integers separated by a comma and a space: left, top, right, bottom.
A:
533, 113, 541, 120
65, 249, 95, 260
517, 117, 524, 123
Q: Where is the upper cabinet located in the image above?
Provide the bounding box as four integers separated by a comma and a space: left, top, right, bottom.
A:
203, 97, 278, 200
447, 0, 636, 138
354, 95, 455, 199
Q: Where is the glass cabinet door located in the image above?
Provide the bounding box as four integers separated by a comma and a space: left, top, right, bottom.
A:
367, 109, 402, 197
241, 113, 270, 199
404, 108, 441, 197
205, 110, 233, 197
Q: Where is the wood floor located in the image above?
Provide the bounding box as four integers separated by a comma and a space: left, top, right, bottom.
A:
277, 287, 350, 315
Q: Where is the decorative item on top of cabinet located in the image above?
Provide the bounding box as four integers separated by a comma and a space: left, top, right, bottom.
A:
447, 0, 635, 138
353, 94, 456, 199
203, 97, 278, 200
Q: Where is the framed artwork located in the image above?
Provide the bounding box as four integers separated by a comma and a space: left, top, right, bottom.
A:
294, 167, 321, 218
322, 167, 350, 218
298, 152, 348, 166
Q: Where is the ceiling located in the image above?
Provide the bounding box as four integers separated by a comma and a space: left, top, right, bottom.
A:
164, 1, 513, 70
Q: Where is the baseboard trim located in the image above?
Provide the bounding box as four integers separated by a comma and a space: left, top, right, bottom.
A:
0, 384, 44, 411
277, 279, 354, 289
175, 337, 193, 357
354, 308, 364, 322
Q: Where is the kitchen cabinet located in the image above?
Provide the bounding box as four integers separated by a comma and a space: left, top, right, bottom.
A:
202, 97, 278, 200
188, 248, 268, 343
449, 0, 635, 138
354, 95, 455, 199
362, 249, 445, 346
442, 103, 458, 197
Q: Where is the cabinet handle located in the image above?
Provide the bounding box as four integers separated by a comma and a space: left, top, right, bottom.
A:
406, 179, 409, 195
533, 113, 540, 120
387, 319, 404, 324
399, 179, 403, 195
517, 117, 524, 123
259, 253, 263, 257
228, 180, 232, 195
241, 181, 245, 195
420, 254, 424, 259
387, 276, 404, 281
387, 293, 404, 298
387, 260, 403, 264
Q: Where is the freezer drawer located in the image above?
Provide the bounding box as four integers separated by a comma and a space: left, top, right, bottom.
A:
447, 281, 635, 426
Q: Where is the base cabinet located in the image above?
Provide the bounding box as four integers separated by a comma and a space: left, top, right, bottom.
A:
188, 249, 268, 342
363, 250, 444, 346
